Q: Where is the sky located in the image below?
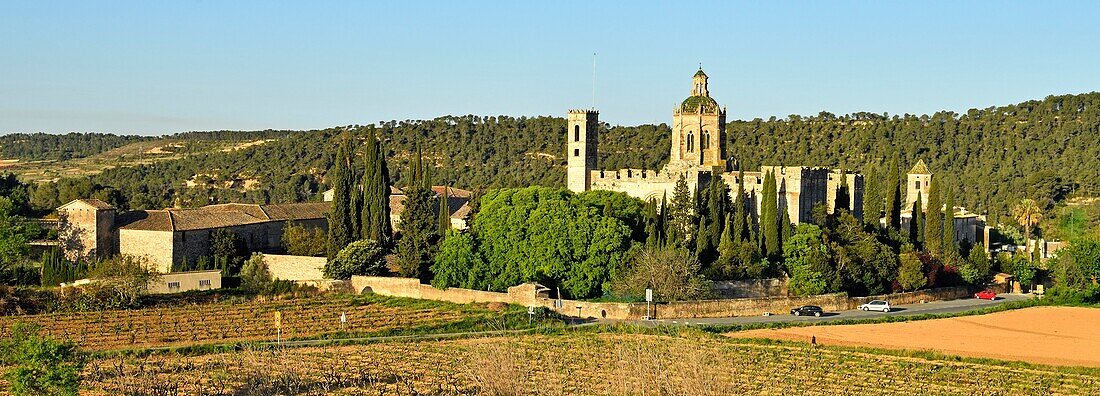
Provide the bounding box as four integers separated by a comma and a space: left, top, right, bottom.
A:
2, 1, 1099, 135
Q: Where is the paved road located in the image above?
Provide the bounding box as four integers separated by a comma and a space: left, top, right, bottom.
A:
649, 293, 1031, 327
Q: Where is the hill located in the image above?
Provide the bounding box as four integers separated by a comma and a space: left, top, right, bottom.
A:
18, 92, 1100, 221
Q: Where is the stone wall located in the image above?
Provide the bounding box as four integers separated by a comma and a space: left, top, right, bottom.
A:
119, 229, 175, 273
263, 254, 326, 281
350, 276, 973, 321
711, 278, 788, 298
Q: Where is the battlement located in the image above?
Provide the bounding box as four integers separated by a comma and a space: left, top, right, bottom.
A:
568, 109, 599, 115
589, 168, 678, 183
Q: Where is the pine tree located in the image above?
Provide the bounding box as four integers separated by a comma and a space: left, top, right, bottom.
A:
887, 156, 902, 230
360, 129, 393, 248
924, 177, 943, 257
395, 143, 440, 280
327, 137, 358, 259
943, 181, 957, 255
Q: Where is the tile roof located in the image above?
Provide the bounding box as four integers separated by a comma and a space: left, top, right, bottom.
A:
909, 159, 930, 175
58, 199, 115, 211
119, 202, 329, 232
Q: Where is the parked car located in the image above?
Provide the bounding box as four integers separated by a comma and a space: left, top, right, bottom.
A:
859, 300, 891, 312
974, 290, 997, 300
790, 305, 824, 317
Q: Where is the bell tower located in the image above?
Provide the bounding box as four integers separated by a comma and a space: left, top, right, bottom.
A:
567, 109, 599, 193
671, 68, 726, 169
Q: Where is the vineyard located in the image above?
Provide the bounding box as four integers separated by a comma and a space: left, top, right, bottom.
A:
0, 294, 535, 351
60, 332, 1100, 395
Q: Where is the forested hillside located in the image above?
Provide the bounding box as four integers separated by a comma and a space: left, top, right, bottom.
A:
0, 133, 153, 161
16, 92, 1100, 221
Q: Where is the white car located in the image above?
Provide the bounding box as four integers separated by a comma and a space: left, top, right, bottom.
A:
859, 300, 891, 312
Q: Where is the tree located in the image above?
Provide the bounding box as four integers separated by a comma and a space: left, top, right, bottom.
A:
430, 231, 482, 289
924, 177, 943, 257
611, 247, 710, 301
835, 170, 850, 213
783, 224, 834, 296
897, 253, 927, 291
1051, 239, 1100, 290
282, 222, 326, 256
1012, 198, 1043, 262
394, 144, 441, 280
325, 239, 387, 279
959, 244, 991, 285
209, 228, 246, 276
761, 170, 781, 259
438, 185, 451, 237
886, 156, 902, 230
239, 253, 273, 293
0, 323, 86, 396
666, 175, 694, 247
360, 129, 393, 247
327, 136, 359, 260
909, 194, 923, 248
862, 160, 884, 226
943, 184, 956, 256
712, 214, 763, 280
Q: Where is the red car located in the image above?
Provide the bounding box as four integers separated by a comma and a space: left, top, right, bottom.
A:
974, 290, 997, 300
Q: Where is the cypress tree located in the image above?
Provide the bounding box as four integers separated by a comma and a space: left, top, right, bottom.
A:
327, 137, 358, 259
361, 129, 393, 248
438, 185, 451, 237
835, 171, 850, 213
887, 156, 902, 230
943, 183, 957, 255
924, 177, 943, 257
863, 160, 883, 226
761, 170, 780, 259
395, 143, 441, 280
733, 171, 747, 241
909, 194, 923, 248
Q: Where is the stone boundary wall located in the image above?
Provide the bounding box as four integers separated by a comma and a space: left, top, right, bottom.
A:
263, 254, 326, 282
711, 278, 788, 298
350, 276, 973, 321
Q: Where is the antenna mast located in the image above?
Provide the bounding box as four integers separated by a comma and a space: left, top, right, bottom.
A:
592, 52, 596, 110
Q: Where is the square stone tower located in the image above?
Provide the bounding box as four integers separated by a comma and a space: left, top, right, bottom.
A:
671, 68, 726, 169
567, 109, 599, 193
906, 159, 932, 211
56, 199, 117, 260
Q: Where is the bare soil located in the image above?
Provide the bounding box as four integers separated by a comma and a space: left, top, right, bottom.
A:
731, 306, 1100, 367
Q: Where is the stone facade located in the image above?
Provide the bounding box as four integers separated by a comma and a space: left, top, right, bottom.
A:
263, 254, 327, 281
906, 159, 932, 211
56, 199, 117, 260
569, 69, 864, 225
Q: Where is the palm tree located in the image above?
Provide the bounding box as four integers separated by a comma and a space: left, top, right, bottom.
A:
1012, 198, 1043, 262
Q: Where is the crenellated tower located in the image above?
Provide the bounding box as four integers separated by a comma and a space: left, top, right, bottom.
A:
567, 109, 599, 192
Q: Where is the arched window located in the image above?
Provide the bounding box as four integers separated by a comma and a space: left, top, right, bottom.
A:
574, 125, 580, 142
701, 130, 709, 150
687, 133, 695, 152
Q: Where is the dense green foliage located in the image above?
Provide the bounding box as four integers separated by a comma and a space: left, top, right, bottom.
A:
0, 323, 86, 396
281, 222, 326, 257
394, 146, 441, 280
431, 187, 635, 298
325, 239, 387, 280
610, 247, 710, 301
0, 132, 152, 161
327, 138, 358, 259
360, 129, 393, 248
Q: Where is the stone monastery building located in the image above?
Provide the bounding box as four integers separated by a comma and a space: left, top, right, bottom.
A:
568, 69, 864, 224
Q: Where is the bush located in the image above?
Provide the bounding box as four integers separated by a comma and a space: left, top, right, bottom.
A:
282, 222, 326, 256
50, 255, 159, 312
0, 323, 86, 396
897, 253, 927, 291
239, 253, 273, 293
611, 247, 710, 302
325, 239, 386, 280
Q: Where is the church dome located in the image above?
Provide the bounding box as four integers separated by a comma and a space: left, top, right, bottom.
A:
680, 95, 720, 114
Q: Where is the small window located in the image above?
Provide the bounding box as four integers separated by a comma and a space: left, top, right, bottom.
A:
916, 181, 921, 190
574, 149, 579, 157
687, 133, 694, 152
574, 125, 580, 141
199, 279, 211, 288
167, 282, 181, 291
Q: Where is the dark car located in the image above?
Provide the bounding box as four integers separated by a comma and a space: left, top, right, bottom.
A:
790, 305, 824, 317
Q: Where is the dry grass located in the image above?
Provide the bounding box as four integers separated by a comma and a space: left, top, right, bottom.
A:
46, 332, 1100, 396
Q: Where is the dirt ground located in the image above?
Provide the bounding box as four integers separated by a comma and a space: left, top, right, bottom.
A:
731, 306, 1100, 367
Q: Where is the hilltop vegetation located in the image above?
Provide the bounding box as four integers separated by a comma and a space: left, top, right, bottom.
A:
9, 92, 1100, 220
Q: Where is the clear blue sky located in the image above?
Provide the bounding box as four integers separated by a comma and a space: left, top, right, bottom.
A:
2, 1, 1099, 135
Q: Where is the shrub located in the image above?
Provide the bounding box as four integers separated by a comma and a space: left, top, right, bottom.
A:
611, 247, 710, 301
282, 222, 326, 256
239, 253, 273, 293
325, 239, 386, 280
0, 323, 86, 396
897, 253, 927, 291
